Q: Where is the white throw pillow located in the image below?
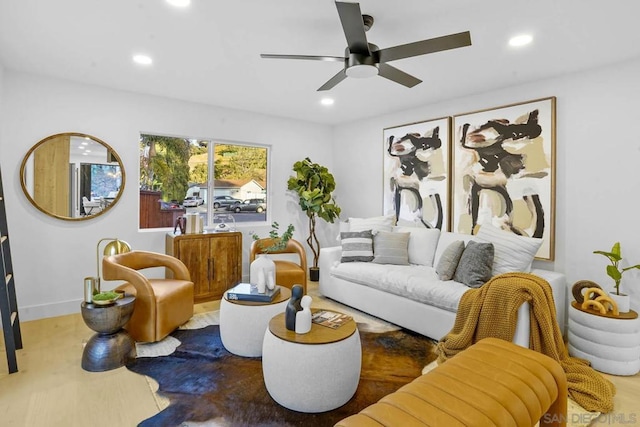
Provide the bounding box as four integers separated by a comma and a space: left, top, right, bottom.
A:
473, 223, 543, 275
348, 214, 396, 234
393, 226, 441, 266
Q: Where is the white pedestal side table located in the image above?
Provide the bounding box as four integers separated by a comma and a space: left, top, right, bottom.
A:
262, 310, 361, 413
568, 302, 640, 376
219, 286, 290, 357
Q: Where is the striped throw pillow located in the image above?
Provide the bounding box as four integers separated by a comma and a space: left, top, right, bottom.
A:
340, 230, 374, 263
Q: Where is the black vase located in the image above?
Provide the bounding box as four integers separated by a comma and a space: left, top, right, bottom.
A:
309, 267, 320, 282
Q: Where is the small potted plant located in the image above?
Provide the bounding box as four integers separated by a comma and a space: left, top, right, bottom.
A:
251, 221, 295, 252
250, 222, 294, 292
593, 242, 640, 312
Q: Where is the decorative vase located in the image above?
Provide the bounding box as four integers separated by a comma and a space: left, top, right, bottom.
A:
309, 267, 320, 282
295, 295, 313, 334
286, 285, 304, 331
250, 254, 276, 294
609, 292, 630, 313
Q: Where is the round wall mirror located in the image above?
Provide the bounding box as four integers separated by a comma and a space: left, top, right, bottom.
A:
20, 132, 125, 221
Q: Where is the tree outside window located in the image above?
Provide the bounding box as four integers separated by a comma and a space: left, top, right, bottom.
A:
139, 133, 268, 229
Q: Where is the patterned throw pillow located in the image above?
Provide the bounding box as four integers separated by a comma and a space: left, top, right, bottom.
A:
453, 241, 495, 288
372, 231, 410, 265
435, 240, 465, 281
340, 230, 374, 263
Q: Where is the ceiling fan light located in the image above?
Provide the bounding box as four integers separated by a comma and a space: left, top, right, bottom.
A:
346, 64, 378, 79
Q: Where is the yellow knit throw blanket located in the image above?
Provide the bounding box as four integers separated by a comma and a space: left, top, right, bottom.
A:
436, 272, 616, 413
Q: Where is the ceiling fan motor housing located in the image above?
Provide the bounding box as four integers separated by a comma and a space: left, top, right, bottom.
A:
345, 44, 379, 78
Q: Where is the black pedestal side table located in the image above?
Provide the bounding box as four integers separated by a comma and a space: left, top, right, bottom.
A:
81, 295, 136, 372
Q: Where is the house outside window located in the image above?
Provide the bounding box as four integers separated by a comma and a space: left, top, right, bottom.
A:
139, 133, 268, 229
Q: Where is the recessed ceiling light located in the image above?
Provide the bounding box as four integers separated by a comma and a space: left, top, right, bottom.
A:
509, 34, 533, 47
166, 0, 190, 7
320, 98, 334, 106
133, 54, 153, 65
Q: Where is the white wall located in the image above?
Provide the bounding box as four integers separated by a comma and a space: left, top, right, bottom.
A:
0, 71, 333, 320
333, 57, 640, 311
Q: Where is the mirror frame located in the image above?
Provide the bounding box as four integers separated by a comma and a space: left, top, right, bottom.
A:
20, 132, 126, 221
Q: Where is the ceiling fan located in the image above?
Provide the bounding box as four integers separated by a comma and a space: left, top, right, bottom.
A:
260, 1, 471, 91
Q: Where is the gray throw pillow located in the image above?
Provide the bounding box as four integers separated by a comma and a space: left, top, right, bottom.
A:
340, 230, 374, 262
435, 240, 465, 280
372, 231, 410, 265
453, 241, 495, 288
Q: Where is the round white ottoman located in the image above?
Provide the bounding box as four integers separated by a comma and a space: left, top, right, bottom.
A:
219, 286, 291, 357
568, 302, 640, 376
262, 311, 361, 413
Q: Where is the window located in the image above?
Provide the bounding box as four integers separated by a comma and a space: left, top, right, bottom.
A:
139, 133, 268, 229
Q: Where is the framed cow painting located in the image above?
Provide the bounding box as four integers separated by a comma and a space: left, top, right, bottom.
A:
451, 97, 556, 260
383, 117, 451, 230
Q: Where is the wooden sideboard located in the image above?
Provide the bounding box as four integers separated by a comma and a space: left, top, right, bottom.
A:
166, 231, 242, 303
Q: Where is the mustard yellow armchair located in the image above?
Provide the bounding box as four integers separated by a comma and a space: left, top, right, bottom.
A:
102, 250, 194, 343
250, 238, 307, 293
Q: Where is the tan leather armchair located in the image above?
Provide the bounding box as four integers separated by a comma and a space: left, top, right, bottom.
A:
250, 238, 307, 293
102, 250, 194, 343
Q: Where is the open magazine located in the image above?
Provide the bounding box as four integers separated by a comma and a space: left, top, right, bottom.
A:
311, 310, 352, 329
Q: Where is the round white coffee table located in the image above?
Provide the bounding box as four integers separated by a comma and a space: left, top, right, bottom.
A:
262, 310, 361, 413
219, 286, 291, 357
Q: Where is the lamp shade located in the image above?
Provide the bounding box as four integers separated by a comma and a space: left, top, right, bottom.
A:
95, 238, 132, 291
103, 239, 132, 257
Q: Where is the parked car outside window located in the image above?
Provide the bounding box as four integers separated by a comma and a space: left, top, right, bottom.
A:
227, 198, 266, 213
183, 196, 204, 207
213, 195, 242, 209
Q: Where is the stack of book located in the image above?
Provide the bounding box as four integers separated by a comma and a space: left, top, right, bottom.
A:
226, 283, 281, 303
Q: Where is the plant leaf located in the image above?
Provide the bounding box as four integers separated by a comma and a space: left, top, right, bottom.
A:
607, 265, 622, 281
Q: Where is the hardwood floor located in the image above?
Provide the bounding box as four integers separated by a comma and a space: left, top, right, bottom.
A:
1, 284, 638, 426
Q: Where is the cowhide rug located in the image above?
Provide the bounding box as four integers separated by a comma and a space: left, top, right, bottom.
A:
126, 322, 436, 427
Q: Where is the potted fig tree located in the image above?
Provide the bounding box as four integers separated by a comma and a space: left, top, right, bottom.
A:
593, 242, 640, 313
287, 158, 341, 281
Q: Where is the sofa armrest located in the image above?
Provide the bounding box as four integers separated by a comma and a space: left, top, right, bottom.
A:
319, 246, 342, 269
531, 268, 567, 336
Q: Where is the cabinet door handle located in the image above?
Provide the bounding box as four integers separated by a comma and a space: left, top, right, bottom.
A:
209, 258, 215, 281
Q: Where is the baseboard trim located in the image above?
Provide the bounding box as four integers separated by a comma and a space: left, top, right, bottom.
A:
19, 299, 82, 321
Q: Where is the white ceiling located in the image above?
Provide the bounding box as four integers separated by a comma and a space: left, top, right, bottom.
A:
1, 0, 640, 125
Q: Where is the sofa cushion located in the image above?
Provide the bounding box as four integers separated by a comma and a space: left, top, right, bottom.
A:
433, 231, 475, 266
453, 241, 495, 288
348, 214, 395, 234
435, 240, 465, 281
330, 263, 469, 313
393, 226, 441, 266
473, 223, 542, 275
340, 230, 374, 263
372, 231, 410, 265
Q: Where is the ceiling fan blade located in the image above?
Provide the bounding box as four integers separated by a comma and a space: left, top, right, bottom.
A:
335, 1, 370, 55
378, 31, 472, 63
317, 69, 347, 91
260, 54, 345, 62
378, 63, 422, 88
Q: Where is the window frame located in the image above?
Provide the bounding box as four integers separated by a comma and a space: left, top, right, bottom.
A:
138, 132, 271, 231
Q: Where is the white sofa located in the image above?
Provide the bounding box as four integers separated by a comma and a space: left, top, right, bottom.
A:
319, 228, 566, 346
